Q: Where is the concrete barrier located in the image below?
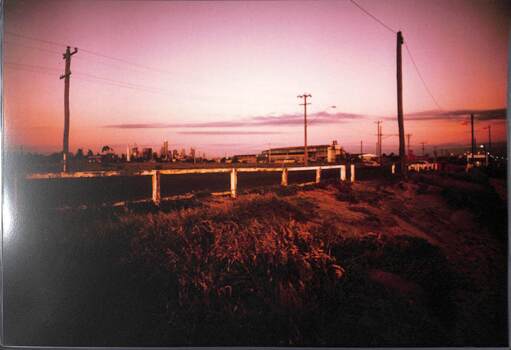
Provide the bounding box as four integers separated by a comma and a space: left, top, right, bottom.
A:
26, 164, 352, 206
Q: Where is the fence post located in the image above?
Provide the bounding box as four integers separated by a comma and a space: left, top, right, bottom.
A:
230, 168, 237, 198
315, 167, 321, 184
340, 165, 346, 181
152, 170, 161, 205
350, 164, 355, 183
281, 168, 288, 186
391, 163, 396, 175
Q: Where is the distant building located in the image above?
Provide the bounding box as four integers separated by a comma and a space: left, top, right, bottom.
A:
126, 145, 131, 162
190, 147, 196, 162
131, 147, 139, 160
466, 152, 488, 167
160, 140, 170, 160
359, 153, 378, 160
87, 155, 102, 163
233, 154, 257, 163
261, 140, 344, 163
142, 147, 153, 160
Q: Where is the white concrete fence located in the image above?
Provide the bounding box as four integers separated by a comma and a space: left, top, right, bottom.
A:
26, 164, 355, 206
407, 163, 440, 172
24, 162, 440, 207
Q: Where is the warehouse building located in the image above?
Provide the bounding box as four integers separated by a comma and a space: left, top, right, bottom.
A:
233, 154, 258, 163
261, 140, 344, 164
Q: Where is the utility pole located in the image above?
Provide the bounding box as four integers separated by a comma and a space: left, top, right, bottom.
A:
375, 121, 382, 164
297, 94, 311, 166
406, 133, 412, 158
396, 31, 407, 177
470, 113, 475, 164
360, 140, 363, 155
60, 46, 78, 173
486, 125, 492, 154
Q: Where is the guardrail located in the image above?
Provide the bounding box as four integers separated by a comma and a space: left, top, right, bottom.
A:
407, 163, 440, 172
25, 164, 355, 205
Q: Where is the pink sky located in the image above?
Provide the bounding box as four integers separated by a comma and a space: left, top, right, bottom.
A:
4, 0, 509, 156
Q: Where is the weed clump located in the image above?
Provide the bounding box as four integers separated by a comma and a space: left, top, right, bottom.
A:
127, 195, 343, 345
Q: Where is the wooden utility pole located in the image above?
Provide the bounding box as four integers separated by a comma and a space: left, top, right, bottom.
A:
360, 140, 363, 155
396, 31, 407, 176
486, 125, 492, 154
420, 142, 426, 157
406, 133, 412, 158
470, 113, 475, 163
297, 94, 311, 166
375, 120, 382, 163
379, 122, 382, 160
60, 46, 78, 173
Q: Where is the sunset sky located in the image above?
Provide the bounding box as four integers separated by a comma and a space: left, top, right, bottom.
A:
4, 0, 509, 156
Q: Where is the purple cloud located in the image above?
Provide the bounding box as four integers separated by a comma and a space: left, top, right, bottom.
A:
103, 110, 367, 129
177, 131, 283, 135
383, 108, 507, 121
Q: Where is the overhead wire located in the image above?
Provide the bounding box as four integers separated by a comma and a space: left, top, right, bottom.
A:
5, 30, 177, 76
349, 0, 396, 34
403, 42, 443, 110
349, 0, 444, 114
4, 40, 63, 55
4, 62, 174, 96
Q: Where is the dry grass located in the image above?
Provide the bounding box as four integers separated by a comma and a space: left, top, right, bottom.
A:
4, 174, 507, 346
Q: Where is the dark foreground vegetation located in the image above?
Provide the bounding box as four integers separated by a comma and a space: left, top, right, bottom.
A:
4, 172, 507, 346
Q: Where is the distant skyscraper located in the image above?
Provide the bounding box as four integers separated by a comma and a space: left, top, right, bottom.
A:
126, 145, 131, 162
190, 147, 196, 163
162, 140, 169, 159
142, 147, 153, 160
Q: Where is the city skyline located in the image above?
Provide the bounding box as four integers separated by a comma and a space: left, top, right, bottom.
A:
4, 0, 509, 156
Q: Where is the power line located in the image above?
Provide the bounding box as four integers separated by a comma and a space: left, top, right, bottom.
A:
349, 2, 442, 115
79, 48, 176, 75
4, 40, 63, 55
5, 31, 65, 48
5, 65, 56, 77
6, 64, 178, 96
5, 62, 166, 92
349, 0, 396, 34
6, 30, 177, 76
5, 62, 173, 96
73, 71, 165, 93
404, 41, 442, 110
5, 62, 61, 73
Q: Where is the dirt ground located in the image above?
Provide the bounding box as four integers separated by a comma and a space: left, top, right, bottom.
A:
205, 174, 508, 345
3, 172, 508, 346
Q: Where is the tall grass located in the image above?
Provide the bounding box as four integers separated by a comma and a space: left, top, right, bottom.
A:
94, 193, 464, 346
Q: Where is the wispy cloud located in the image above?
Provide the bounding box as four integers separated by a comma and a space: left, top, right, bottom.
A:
102, 108, 506, 130
386, 108, 507, 121
103, 110, 368, 129
177, 131, 283, 135
252, 111, 364, 126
